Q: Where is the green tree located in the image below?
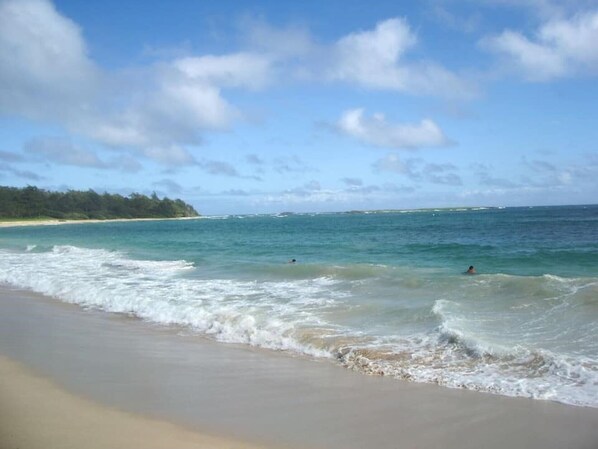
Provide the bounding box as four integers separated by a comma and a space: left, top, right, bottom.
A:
0, 186, 199, 220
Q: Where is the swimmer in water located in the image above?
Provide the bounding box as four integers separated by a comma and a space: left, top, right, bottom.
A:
466, 265, 476, 274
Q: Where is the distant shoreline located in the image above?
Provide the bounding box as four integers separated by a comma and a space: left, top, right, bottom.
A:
0, 216, 202, 228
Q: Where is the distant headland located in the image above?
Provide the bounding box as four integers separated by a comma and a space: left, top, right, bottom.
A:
0, 186, 199, 222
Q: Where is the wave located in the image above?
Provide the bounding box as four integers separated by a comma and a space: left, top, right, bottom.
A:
425, 295, 598, 406
329, 296, 598, 407
335, 340, 597, 407
0, 245, 343, 358
339, 207, 498, 215
1, 245, 596, 408
432, 299, 515, 357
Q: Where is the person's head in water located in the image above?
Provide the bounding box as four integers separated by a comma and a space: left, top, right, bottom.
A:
289, 258, 296, 263
466, 265, 476, 274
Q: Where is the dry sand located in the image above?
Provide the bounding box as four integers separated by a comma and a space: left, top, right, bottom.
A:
1, 286, 597, 449
0, 216, 200, 228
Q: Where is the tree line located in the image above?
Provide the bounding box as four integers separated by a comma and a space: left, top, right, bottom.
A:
0, 186, 199, 220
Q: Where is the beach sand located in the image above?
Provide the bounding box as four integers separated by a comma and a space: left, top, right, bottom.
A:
0, 216, 200, 228
0, 355, 272, 449
1, 286, 597, 449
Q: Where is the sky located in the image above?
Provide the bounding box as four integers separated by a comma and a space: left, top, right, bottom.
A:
1, 0, 597, 215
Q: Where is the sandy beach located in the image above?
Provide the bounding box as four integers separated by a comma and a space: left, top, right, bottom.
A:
1, 285, 597, 449
0, 216, 201, 228
0, 355, 272, 449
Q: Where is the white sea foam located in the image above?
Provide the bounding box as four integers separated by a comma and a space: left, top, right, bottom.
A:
1, 246, 596, 408
0, 246, 341, 358
425, 296, 598, 407
203, 215, 233, 220
337, 327, 598, 407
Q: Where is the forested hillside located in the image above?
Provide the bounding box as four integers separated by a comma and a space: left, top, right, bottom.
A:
0, 186, 199, 220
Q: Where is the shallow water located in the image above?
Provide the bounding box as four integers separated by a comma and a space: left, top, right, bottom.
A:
1, 205, 597, 407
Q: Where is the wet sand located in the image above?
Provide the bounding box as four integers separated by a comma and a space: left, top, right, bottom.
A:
1, 286, 597, 449
0, 355, 272, 449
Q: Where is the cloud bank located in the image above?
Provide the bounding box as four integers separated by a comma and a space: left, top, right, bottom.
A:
0, 1, 474, 172
0, 0, 255, 167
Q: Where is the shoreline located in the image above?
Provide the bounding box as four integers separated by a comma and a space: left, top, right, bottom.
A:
0, 216, 201, 228
1, 285, 597, 449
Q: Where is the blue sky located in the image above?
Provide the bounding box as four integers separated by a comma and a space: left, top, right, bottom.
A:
1, 0, 597, 215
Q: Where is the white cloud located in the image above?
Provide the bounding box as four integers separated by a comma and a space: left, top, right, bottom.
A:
481, 31, 567, 80
338, 109, 451, 149
243, 180, 420, 212
328, 18, 475, 98
332, 18, 416, 85
373, 155, 462, 185
372, 154, 414, 175
482, 10, 598, 80
541, 11, 598, 65
0, 0, 98, 120
24, 137, 106, 168
173, 53, 272, 90
81, 58, 249, 162
23, 137, 142, 172
0, 0, 270, 167
1, 3, 476, 174
240, 17, 475, 98
84, 66, 237, 160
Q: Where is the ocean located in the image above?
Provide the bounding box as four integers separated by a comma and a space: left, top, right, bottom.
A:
1, 205, 597, 407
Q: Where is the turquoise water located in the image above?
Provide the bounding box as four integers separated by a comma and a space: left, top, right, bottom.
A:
1, 205, 597, 406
